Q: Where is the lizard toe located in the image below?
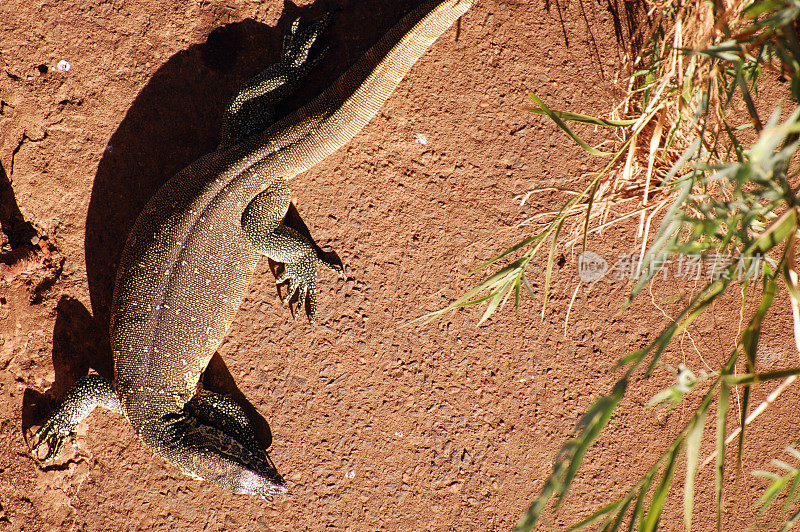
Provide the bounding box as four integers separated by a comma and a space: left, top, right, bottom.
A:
30, 421, 70, 462
279, 276, 298, 306
275, 256, 319, 321
319, 255, 345, 279
282, 15, 330, 70
306, 284, 319, 323
297, 279, 319, 323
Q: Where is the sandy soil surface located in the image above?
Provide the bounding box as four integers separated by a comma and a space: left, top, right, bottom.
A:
1, 0, 797, 530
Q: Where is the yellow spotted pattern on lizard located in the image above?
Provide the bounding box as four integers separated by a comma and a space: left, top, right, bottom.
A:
31, 0, 472, 496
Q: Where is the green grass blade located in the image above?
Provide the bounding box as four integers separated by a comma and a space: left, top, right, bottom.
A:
602, 493, 636, 532
736, 276, 779, 481
780, 508, 800, 532
643, 386, 718, 531
784, 465, 800, 513
757, 473, 791, 512
685, 404, 709, 530
642, 440, 684, 531
540, 217, 565, 317
478, 284, 510, 326
515, 378, 628, 531
582, 179, 600, 252
527, 103, 637, 127
528, 93, 616, 156
522, 272, 535, 299
466, 236, 538, 276
566, 499, 625, 531
630, 471, 658, 532
716, 382, 731, 530
737, 68, 763, 131
723, 367, 800, 386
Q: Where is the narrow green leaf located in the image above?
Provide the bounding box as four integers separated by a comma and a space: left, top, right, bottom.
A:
757, 473, 791, 512
515, 378, 628, 531
527, 105, 637, 127
743, 0, 784, 18
685, 405, 709, 530
540, 216, 565, 317
753, 470, 782, 481
602, 493, 635, 532
529, 93, 615, 156
737, 384, 751, 483
558, 379, 628, 510
582, 179, 600, 253
566, 499, 624, 531
737, 70, 764, 131
466, 236, 538, 276
631, 471, 658, 532
522, 273, 535, 300
642, 440, 684, 531
736, 267, 781, 483
477, 290, 504, 326
780, 508, 800, 532
716, 383, 730, 530
723, 367, 800, 386
784, 466, 800, 513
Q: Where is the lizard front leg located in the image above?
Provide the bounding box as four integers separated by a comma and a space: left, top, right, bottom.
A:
241, 179, 342, 321
29, 375, 122, 461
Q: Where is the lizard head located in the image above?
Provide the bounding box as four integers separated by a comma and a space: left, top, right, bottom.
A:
141, 413, 289, 497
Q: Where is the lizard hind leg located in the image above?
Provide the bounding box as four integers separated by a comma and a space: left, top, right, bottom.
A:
145, 390, 287, 497
242, 179, 343, 322
218, 14, 331, 148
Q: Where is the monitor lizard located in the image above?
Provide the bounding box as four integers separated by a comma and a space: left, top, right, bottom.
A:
29, 0, 472, 497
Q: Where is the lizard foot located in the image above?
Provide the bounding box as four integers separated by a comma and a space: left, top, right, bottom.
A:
282, 14, 331, 71
276, 255, 319, 321
276, 250, 346, 322
27, 375, 120, 463
29, 414, 77, 462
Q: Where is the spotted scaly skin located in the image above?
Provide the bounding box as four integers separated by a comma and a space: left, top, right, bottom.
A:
30, 0, 472, 496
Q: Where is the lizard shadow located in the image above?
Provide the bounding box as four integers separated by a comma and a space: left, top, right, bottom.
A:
0, 161, 38, 254
25, 0, 419, 452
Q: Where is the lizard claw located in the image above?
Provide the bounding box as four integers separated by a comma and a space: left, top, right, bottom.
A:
276, 256, 319, 322
320, 256, 345, 280
296, 282, 316, 323
282, 14, 331, 71
29, 417, 73, 462
26, 375, 119, 464
277, 275, 297, 306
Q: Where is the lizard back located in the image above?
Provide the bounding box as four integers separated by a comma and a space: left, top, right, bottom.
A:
111, 0, 473, 429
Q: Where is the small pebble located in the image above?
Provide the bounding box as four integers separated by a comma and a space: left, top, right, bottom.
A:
57, 60, 71, 72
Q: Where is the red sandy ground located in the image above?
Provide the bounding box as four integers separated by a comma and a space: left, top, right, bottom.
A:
0, 0, 797, 530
